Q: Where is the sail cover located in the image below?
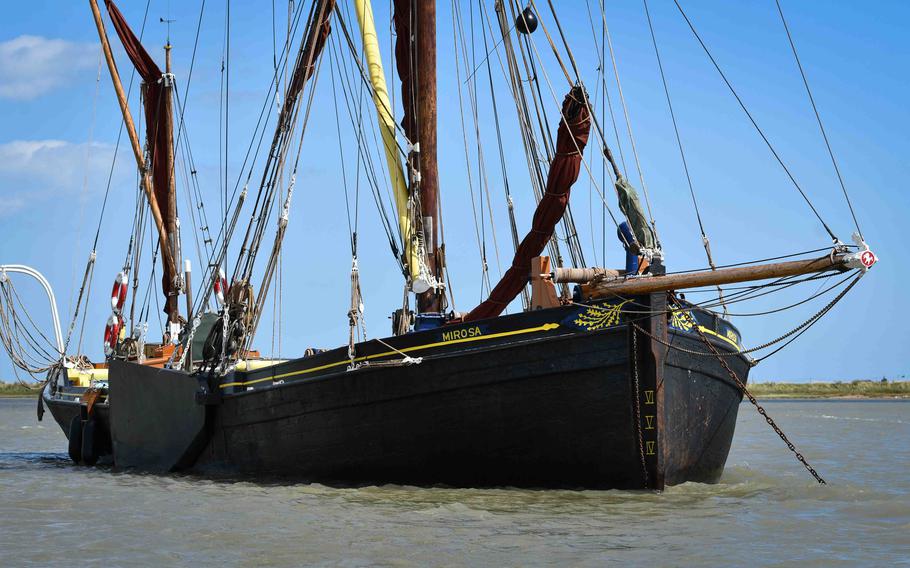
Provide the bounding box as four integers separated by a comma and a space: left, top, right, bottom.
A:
616, 177, 656, 250
464, 86, 592, 322
105, 0, 176, 314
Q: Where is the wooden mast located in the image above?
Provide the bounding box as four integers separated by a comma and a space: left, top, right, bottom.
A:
88, 0, 178, 303
163, 40, 179, 325
414, 1, 442, 314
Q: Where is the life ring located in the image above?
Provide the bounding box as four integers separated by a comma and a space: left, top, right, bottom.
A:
103, 313, 123, 356
110, 271, 128, 313
214, 268, 229, 305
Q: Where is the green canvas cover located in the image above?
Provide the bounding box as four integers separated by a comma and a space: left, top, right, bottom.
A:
615, 177, 656, 250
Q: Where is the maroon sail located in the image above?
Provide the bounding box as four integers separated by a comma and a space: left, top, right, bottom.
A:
393, 0, 417, 145
464, 86, 591, 322
105, 0, 176, 317
277, 0, 334, 133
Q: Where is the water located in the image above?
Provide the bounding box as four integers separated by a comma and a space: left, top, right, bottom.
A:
1, 397, 907, 566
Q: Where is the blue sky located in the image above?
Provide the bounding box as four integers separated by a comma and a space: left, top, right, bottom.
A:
0, 1, 907, 382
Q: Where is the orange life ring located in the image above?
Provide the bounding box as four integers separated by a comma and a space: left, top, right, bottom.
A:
103, 313, 123, 356
110, 272, 128, 313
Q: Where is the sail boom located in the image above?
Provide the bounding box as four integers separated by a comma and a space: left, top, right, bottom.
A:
574, 253, 870, 298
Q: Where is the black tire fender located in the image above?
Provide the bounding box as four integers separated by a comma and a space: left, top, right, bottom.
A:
81, 417, 98, 466
67, 415, 83, 464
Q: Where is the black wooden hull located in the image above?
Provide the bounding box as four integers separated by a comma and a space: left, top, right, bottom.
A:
44, 390, 113, 461
44, 295, 749, 489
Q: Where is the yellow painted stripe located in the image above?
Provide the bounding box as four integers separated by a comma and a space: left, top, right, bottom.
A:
221, 322, 561, 389
697, 325, 740, 349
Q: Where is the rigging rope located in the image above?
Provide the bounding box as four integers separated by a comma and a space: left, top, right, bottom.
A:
453, 0, 495, 299
642, 0, 726, 313
514, 1, 588, 268
630, 270, 861, 359
468, 2, 505, 287
183, 0, 308, 324
62, 0, 152, 364
0, 276, 61, 375
329, 31, 403, 268
479, 3, 528, 308
485, 1, 576, 278
773, 0, 863, 241
672, 0, 839, 243
506, 7, 628, 245
594, 0, 657, 233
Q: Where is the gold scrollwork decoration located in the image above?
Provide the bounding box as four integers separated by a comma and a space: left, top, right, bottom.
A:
573, 300, 631, 331
669, 309, 696, 331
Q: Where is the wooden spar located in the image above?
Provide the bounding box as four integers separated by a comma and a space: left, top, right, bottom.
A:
88, 0, 178, 291
163, 42, 179, 323
414, 0, 441, 313
164, 43, 178, 281
565, 254, 859, 298
183, 259, 192, 370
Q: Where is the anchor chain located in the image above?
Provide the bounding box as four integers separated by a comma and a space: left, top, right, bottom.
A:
669, 296, 826, 484
630, 328, 650, 488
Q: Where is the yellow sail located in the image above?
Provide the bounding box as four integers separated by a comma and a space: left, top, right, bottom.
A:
353, 0, 418, 282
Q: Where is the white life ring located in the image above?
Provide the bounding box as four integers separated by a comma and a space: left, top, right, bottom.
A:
103, 313, 124, 357
110, 271, 128, 313
214, 268, 229, 305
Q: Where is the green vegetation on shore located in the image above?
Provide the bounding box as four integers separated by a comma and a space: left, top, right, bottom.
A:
0, 383, 42, 397
750, 380, 909, 399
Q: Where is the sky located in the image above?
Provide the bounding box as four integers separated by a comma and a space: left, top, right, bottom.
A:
0, 0, 907, 383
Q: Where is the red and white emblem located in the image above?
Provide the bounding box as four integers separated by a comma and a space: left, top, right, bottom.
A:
860, 250, 877, 268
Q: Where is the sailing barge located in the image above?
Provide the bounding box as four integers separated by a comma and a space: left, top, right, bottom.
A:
28, 0, 876, 490
46, 291, 752, 488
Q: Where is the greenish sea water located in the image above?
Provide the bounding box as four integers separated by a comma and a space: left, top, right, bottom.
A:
1, 397, 907, 566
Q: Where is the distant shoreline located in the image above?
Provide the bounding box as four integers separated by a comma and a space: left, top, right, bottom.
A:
0, 384, 42, 398
748, 381, 909, 399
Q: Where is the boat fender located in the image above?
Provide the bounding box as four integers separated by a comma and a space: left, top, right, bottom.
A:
103, 313, 124, 356
515, 6, 538, 34
67, 415, 82, 464
214, 268, 229, 306
81, 417, 98, 466
110, 271, 128, 313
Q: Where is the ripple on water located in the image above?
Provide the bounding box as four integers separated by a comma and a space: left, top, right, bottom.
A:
1, 398, 908, 566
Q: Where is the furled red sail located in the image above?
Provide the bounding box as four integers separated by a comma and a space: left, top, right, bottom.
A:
104, 0, 176, 317
464, 86, 591, 322
392, 0, 417, 146
276, 0, 334, 133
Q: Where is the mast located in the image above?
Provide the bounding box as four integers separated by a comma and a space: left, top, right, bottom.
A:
394, 0, 443, 314
88, 0, 178, 318
163, 40, 179, 326
415, 1, 440, 314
